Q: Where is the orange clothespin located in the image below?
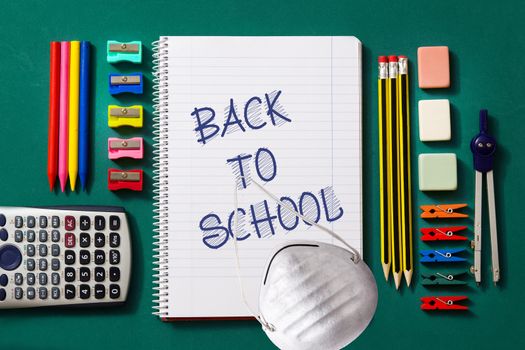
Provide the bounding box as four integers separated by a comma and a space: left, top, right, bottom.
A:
420, 204, 468, 219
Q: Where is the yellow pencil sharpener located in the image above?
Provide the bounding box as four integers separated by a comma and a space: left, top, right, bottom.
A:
108, 105, 143, 128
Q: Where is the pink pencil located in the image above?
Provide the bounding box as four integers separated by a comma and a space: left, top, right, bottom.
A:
58, 41, 70, 192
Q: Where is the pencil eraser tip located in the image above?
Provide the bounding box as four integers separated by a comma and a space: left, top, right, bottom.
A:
378, 56, 388, 63
398, 55, 407, 59
388, 55, 398, 62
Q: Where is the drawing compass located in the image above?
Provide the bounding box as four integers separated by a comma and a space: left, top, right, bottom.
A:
470, 109, 499, 285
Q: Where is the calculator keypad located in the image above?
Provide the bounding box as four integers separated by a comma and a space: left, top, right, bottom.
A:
51, 216, 60, 228
27, 244, 35, 257
51, 230, 60, 243
94, 233, 105, 248
39, 230, 48, 243
15, 231, 23, 243
0, 228, 8, 241
80, 233, 90, 248
0, 206, 130, 309
39, 216, 47, 228
79, 216, 90, 231
94, 216, 105, 231
51, 244, 60, 257
79, 268, 90, 282
94, 267, 105, 282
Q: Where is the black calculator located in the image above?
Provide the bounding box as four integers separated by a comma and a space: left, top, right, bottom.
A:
0, 206, 131, 308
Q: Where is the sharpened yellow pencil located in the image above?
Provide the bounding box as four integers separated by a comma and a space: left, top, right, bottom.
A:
387, 55, 402, 290
378, 56, 391, 281
398, 56, 413, 287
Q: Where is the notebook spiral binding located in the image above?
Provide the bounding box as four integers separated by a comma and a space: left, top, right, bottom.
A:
152, 37, 170, 317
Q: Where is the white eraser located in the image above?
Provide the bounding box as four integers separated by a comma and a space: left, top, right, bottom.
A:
418, 99, 451, 141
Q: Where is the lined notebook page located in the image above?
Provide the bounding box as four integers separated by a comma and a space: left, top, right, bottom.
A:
163, 36, 362, 318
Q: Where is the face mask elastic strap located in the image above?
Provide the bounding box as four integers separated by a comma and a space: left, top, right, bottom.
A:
232, 180, 275, 332
231, 178, 362, 330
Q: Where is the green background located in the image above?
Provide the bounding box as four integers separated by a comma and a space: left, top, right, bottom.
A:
0, 0, 523, 349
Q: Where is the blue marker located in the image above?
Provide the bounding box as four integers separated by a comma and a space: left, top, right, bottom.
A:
79, 41, 90, 191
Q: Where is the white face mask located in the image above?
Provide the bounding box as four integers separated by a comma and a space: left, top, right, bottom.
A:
232, 180, 378, 350
259, 241, 377, 350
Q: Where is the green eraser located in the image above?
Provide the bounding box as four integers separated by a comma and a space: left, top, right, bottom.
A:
418, 153, 457, 191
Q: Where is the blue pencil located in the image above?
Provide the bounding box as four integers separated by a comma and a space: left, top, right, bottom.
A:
79, 41, 90, 190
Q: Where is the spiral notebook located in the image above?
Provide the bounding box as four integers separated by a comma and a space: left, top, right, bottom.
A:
152, 36, 362, 319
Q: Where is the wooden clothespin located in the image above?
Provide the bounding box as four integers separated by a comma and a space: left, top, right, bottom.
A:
421, 272, 468, 285
420, 226, 468, 241
420, 203, 468, 219
420, 248, 467, 263
421, 296, 468, 310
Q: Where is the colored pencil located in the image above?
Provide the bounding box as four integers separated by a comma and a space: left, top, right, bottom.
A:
58, 41, 70, 192
378, 56, 390, 281
398, 56, 413, 287
47, 42, 61, 191
79, 41, 90, 191
68, 41, 80, 191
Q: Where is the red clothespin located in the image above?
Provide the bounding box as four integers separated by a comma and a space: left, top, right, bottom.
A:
420, 204, 468, 219
108, 169, 143, 191
421, 226, 468, 241
421, 296, 468, 311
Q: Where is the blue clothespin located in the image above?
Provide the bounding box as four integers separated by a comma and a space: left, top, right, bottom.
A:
109, 73, 143, 95
420, 248, 467, 263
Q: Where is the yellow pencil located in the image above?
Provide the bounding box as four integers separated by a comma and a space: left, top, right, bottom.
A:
68, 41, 80, 191
387, 55, 402, 290
378, 56, 390, 281
398, 56, 413, 287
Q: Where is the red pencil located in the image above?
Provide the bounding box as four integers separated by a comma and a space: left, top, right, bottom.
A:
48, 42, 61, 191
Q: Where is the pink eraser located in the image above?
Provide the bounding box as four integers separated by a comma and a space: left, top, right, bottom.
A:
108, 137, 144, 160
417, 46, 450, 88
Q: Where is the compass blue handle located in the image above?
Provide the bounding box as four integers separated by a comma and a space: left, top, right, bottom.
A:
479, 109, 488, 133
471, 109, 496, 172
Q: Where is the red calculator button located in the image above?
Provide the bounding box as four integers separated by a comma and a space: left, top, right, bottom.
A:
65, 233, 76, 248
65, 216, 75, 231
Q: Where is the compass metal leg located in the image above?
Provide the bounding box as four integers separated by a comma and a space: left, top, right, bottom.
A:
486, 170, 500, 284
473, 171, 483, 284
471, 109, 499, 287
